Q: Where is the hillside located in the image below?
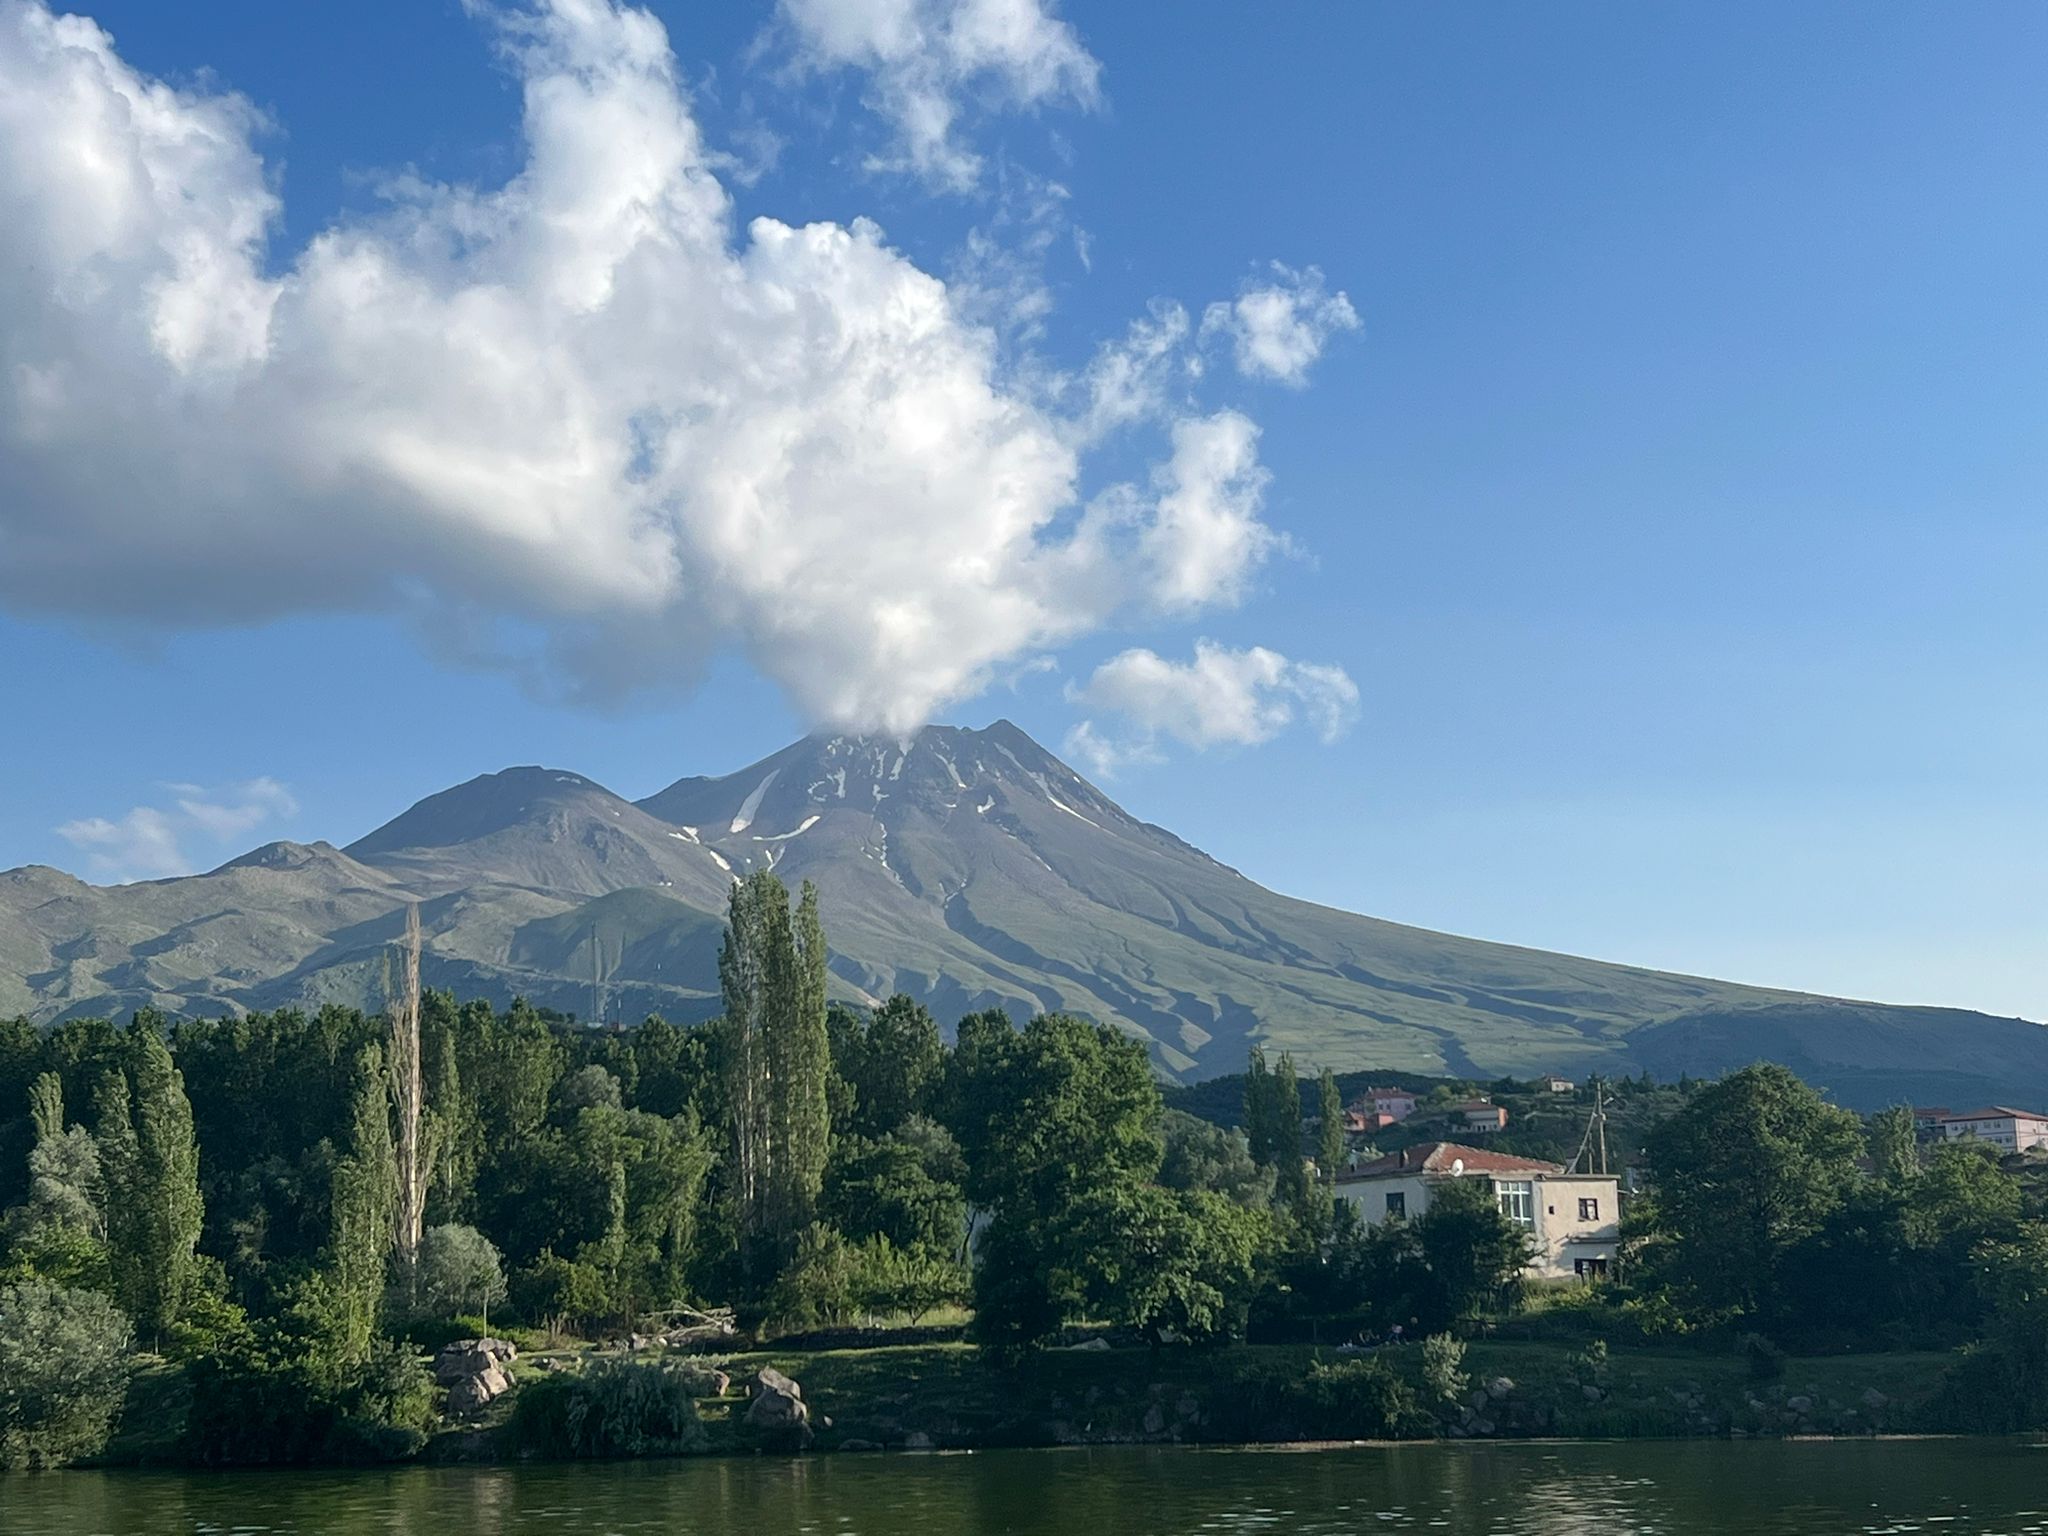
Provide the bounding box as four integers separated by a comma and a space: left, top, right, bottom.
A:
2, 722, 2044, 1105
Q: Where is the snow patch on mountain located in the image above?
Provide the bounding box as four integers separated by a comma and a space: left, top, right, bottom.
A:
730, 770, 780, 834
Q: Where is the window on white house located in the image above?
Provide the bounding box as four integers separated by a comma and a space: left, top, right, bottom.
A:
1384, 1192, 1406, 1218
1578, 1197, 1600, 1221
1495, 1180, 1535, 1228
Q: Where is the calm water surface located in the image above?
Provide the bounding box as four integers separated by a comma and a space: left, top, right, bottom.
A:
5, 1440, 2046, 1535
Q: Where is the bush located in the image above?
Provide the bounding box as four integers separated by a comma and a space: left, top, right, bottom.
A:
765, 1225, 857, 1333
1420, 1333, 1468, 1407
0, 1280, 133, 1469
512, 1359, 705, 1459
181, 1333, 436, 1466
1294, 1355, 1429, 1438
1737, 1331, 1785, 1382
410, 1224, 508, 1326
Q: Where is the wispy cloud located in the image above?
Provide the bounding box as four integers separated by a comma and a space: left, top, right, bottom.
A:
1065, 640, 1359, 776
775, 0, 1101, 191
1201, 263, 1360, 386
57, 778, 298, 882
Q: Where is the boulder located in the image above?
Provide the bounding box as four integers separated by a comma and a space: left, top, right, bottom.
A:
754, 1366, 804, 1400
444, 1364, 512, 1414
1861, 1388, 1890, 1411
434, 1338, 516, 1384
903, 1430, 935, 1450
840, 1438, 881, 1452
1786, 1395, 1814, 1415
674, 1364, 732, 1398
1486, 1377, 1514, 1402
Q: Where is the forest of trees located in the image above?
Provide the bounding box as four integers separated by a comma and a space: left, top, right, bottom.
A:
6, 876, 2048, 1467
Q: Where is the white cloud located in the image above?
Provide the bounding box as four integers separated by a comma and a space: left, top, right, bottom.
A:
0, 0, 1294, 737
56, 778, 299, 882
1064, 640, 1360, 775
1201, 263, 1359, 386
778, 0, 1100, 191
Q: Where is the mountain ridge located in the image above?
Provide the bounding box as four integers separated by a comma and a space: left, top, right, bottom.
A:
2, 721, 2043, 1108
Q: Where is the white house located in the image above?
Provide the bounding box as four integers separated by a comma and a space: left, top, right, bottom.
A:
1332, 1140, 1621, 1281
1940, 1107, 2048, 1153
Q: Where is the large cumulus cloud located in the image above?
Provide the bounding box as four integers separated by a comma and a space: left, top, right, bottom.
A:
0, 0, 1340, 735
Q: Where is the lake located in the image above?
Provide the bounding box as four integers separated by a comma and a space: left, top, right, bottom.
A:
5, 1440, 2045, 1535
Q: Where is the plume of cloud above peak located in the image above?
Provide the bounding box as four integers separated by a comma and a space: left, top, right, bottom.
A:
0, 0, 1347, 739
1064, 640, 1360, 776
776, 0, 1100, 191
56, 778, 297, 883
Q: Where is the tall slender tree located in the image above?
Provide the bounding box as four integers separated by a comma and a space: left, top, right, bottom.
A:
388, 905, 428, 1299
327, 1046, 397, 1365
720, 872, 833, 1284
1243, 1047, 1276, 1166
1316, 1066, 1344, 1179
94, 1026, 202, 1343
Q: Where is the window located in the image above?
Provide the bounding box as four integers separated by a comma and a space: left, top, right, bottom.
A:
1495, 1180, 1535, 1228
1578, 1197, 1600, 1222
1574, 1257, 1609, 1279
1384, 1192, 1406, 1218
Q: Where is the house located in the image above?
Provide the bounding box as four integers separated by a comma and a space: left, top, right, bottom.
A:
1453, 1099, 1509, 1134
1538, 1074, 1575, 1094
1939, 1107, 2048, 1153
1344, 1107, 1397, 1134
1333, 1141, 1622, 1280
1910, 1106, 1953, 1143
1349, 1087, 1418, 1124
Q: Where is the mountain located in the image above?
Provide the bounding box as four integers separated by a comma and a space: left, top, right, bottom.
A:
3, 722, 2044, 1106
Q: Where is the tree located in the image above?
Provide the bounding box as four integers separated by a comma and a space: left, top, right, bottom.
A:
719, 872, 834, 1285
1640, 1063, 1863, 1323
1868, 1104, 1920, 1186
833, 994, 945, 1138
1243, 1047, 1278, 1166
326, 1048, 397, 1366
0, 1280, 133, 1469
1070, 1184, 1269, 1344
952, 1013, 1165, 1353
821, 1122, 969, 1260
387, 905, 427, 1301
1158, 1108, 1272, 1209
415, 1223, 507, 1325
2, 1074, 109, 1292
1317, 1067, 1345, 1179
1410, 1176, 1530, 1328
95, 1024, 204, 1343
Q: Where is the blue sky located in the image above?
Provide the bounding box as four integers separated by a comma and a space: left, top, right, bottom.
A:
1, 0, 2043, 1021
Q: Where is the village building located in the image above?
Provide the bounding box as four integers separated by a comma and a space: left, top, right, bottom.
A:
1332, 1141, 1622, 1280
1537, 1074, 1575, 1094
1347, 1087, 1418, 1124
1452, 1099, 1509, 1134
1939, 1107, 2048, 1153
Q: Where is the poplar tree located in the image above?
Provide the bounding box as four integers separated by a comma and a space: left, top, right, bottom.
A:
1271, 1052, 1309, 1206
1317, 1067, 1345, 1178
327, 1046, 397, 1365
1243, 1046, 1276, 1166
720, 872, 833, 1284
94, 1026, 202, 1343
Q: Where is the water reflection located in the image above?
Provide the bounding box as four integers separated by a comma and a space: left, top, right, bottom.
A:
3, 1440, 2044, 1535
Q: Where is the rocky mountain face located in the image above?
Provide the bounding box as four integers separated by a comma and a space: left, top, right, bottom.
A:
3, 722, 2044, 1105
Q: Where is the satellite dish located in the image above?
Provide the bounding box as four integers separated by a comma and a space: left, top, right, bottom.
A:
1451, 1158, 1465, 1175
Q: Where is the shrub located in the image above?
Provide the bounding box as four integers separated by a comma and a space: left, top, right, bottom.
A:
1420, 1332, 1468, 1406
513, 1359, 705, 1459
1295, 1355, 1428, 1438
411, 1224, 508, 1327
0, 1280, 133, 1469
181, 1330, 436, 1466
1737, 1331, 1785, 1382
765, 1225, 857, 1333
1570, 1337, 1611, 1387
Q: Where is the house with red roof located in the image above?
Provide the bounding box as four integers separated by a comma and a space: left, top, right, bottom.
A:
1333, 1140, 1621, 1280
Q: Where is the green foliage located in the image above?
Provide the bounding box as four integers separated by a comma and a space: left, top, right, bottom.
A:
182, 1326, 436, 1466
413, 1223, 507, 1325
847, 1235, 970, 1322
1296, 1354, 1427, 1437
721, 872, 834, 1288
0, 1280, 133, 1469
1420, 1332, 1468, 1405
765, 1223, 858, 1332
1316, 1067, 1344, 1179
1069, 1184, 1271, 1344
1737, 1331, 1785, 1381
1410, 1177, 1529, 1327
1638, 1063, 1863, 1324
512, 1358, 706, 1459
820, 1120, 968, 1260
831, 994, 945, 1140
1868, 1104, 1920, 1185
1158, 1108, 1272, 1209
952, 1012, 1166, 1353
514, 1250, 610, 1337
96, 1025, 204, 1343
326, 1047, 397, 1366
